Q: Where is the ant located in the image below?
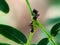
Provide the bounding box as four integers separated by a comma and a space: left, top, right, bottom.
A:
30, 9, 40, 33
33, 9, 40, 20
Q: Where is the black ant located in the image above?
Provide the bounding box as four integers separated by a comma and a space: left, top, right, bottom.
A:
29, 9, 40, 33
30, 21, 34, 33
33, 9, 40, 20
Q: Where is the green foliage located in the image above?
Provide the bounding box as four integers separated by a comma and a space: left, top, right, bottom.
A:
0, 43, 10, 45
50, 0, 60, 5
51, 23, 60, 37
0, 0, 9, 13
0, 24, 27, 44
46, 17, 60, 25
31, 44, 36, 45
0, 0, 60, 45
37, 38, 49, 45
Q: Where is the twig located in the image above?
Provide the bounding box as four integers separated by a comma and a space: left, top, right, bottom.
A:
25, 0, 57, 45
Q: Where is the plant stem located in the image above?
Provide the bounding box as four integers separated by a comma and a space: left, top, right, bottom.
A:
26, 0, 33, 18
25, 0, 57, 45
25, 20, 37, 45
26, 0, 37, 45
25, 32, 34, 45
36, 20, 57, 45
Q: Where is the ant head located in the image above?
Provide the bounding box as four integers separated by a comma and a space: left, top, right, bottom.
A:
33, 9, 38, 14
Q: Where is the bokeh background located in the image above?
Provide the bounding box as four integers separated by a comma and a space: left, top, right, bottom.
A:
0, 0, 60, 45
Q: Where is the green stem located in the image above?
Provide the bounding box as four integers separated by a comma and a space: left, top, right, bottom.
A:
36, 20, 50, 38
25, 0, 57, 45
26, 0, 37, 45
25, 20, 37, 45
26, 32, 34, 45
36, 20, 57, 45
26, 0, 33, 18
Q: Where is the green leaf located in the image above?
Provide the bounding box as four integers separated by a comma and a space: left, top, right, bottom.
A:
31, 44, 36, 45
0, 0, 9, 13
0, 24, 27, 44
46, 17, 60, 25
0, 43, 10, 45
51, 23, 60, 37
50, 0, 60, 5
37, 38, 49, 45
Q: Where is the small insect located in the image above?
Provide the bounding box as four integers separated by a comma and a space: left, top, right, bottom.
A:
30, 21, 34, 33
33, 9, 38, 14
33, 9, 40, 20
29, 9, 40, 33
